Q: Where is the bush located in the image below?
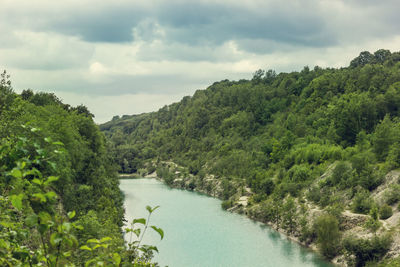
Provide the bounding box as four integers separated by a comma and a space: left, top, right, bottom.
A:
383, 184, 400, 205
221, 200, 234, 210
379, 204, 393, 219
343, 234, 392, 267
286, 164, 312, 182
352, 190, 374, 214
307, 186, 322, 204
313, 214, 341, 259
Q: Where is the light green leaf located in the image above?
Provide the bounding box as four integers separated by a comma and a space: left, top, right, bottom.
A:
112, 253, 121, 265
44, 176, 59, 185
10, 194, 24, 210
100, 236, 112, 243
10, 169, 22, 179
151, 226, 164, 240
68, 210, 76, 219
87, 238, 99, 244
133, 218, 146, 225
45, 191, 57, 200
50, 233, 62, 246
33, 193, 46, 203
31, 178, 42, 185
80, 245, 92, 251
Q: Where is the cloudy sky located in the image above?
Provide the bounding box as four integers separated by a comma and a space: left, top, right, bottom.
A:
1, 0, 400, 123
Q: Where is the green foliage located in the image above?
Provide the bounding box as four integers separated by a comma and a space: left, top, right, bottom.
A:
0, 78, 161, 266
221, 200, 234, 210
379, 204, 393, 220
365, 206, 382, 233
352, 190, 375, 214
383, 184, 400, 205
343, 234, 392, 267
314, 214, 341, 259
329, 161, 352, 188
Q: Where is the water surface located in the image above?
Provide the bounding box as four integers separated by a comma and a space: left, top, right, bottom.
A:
121, 178, 332, 267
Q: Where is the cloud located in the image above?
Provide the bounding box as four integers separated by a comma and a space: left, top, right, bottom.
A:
2, 0, 400, 122
54, 91, 189, 123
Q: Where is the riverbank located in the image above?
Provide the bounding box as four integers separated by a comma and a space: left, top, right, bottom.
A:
127, 162, 400, 267
137, 170, 336, 266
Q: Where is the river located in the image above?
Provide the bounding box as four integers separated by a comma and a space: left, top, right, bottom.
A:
120, 178, 333, 267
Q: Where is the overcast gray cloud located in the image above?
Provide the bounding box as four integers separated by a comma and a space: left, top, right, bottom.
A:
0, 0, 400, 122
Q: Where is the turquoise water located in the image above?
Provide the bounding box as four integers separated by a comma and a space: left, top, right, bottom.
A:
120, 178, 333, 267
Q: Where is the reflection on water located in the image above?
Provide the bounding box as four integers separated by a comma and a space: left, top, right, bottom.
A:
121, 178, 333, 267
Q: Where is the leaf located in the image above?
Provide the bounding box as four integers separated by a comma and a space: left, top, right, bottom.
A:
87, 238, 99, 244
146, 205, 152, 213
38, 212, 52, 224
72, 222, 84, 230
151, 226, 164, 240
24, 169, 40, 177
25, 214, 38, 227
147, 205, 160, 213
10, 194, 24, 210
48, 162, 57, 171
133, 228, 141, 238
33, 193, 46, 203
10, 169, 22, 179
68, 210, 76, 219
31, 178, 42, 185
50, 233, 62, 246
52, 141, 64, 146
45, 191, 57, 201
100, 236, 112, 243
80, 245, 92, 251
93, 244, 103, 250
44, 137, 52, 143
133, 218, 146, 225
62, 222, 71, 232
44, 176, 59, 185
112, 253, 121, 265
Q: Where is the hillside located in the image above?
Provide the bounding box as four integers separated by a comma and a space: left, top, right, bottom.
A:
101, 49, 400, 266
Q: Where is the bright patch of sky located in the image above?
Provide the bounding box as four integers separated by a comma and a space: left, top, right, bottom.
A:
1, 0, 400, 122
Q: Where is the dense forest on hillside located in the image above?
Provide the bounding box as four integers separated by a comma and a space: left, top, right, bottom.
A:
0, 72, 162, 266
101, 50, 400, 266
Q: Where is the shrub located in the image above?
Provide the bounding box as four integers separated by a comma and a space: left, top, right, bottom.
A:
313, 214, 341, 259
307, 186, 322, 204
343, 234, 392, 267
352, 190, 374, 214
383, 184, 400, 205
286, 164, 312, 182
221, 200, 234, 210
379, 204, 393, 219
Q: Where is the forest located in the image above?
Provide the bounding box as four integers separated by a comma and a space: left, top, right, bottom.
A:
0, 71, 161, 266
101, 50, 400, 266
